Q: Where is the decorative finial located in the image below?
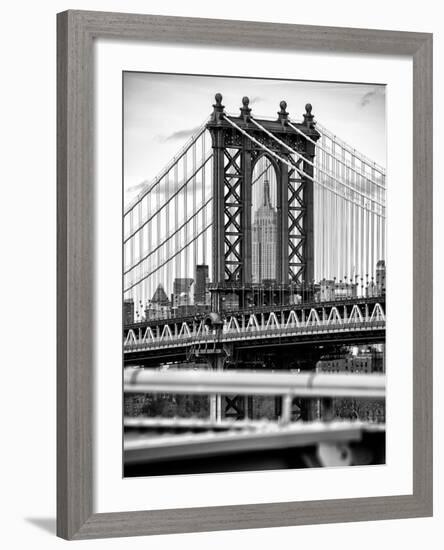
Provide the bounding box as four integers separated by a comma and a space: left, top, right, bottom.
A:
240, 96, 252, 121
303, 103, 314, 127
211, 93, 225, 123
277, 100, 289, 125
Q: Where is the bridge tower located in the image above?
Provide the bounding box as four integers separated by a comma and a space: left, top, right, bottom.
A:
206, 94, 320, 312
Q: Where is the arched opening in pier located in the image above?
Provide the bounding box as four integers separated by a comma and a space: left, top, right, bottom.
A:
251, 154, 281, 307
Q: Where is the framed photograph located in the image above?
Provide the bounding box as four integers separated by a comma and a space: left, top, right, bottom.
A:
57, 10, 433, 540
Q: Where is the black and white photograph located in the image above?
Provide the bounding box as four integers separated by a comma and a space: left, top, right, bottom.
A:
122, 73, 387, 477
1, 1, 438, 546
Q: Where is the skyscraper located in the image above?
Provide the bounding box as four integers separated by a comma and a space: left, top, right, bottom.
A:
194, 264, 210, 305
252, 179, 277, 283
123, 299, 134, 325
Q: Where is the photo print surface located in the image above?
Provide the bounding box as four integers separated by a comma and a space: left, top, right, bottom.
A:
122, 72, 386, 477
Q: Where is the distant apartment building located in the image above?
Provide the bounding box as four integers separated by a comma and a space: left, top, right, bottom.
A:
364, 260, 386, 297
223, 292, 240, 311
123, 393, 146, 417
376, 259, 386, 293
316, 351, 384, 374
315, 346, 385, 423
145, 283, 171, 319
172, 277, 194, 315
317, 279, 358, 302
318, 279, 336, 302
123, 299, 134, 325
194, 264, 210, 305
366, 280, 378, 298
334, 281, 358, 299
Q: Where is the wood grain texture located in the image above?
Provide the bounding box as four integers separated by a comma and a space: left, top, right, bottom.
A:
69, 9, 429, 54
56, 10, 433, 540
412, 34, 433, 515
57, 10, 94, 539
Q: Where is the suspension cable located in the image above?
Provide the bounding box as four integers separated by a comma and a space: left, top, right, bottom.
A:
124, 223, 213, 294
223, 115, 384, 218
124, 197, 213, 275
286, 120, 385, 190
223, 115, 294, 170
124, 153, 212, 244
124, 123, 208, 215
249, 116, 385, 209
316, 122, 386, 176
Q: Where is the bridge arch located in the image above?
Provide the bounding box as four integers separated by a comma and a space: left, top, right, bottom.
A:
251, 154, 279, 284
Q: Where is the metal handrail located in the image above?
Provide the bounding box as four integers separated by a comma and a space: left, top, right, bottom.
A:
124, 421, 374, 464
124, 369, 385, 399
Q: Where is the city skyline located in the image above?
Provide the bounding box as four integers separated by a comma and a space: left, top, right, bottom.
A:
122, 73, 387, 477
124, 170, 386, 324
125, 259, 386, 324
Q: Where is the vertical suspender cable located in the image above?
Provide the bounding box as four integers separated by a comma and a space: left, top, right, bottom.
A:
338, 151, 347, 280
193, 139, 197, 282
345, 162, 349, 282
333, 147, 338, 280
320, 151, 324, 282
147, 202, 151, 305
350, 155, 358, 282
174, 161, 179, 310
183, 153, 188, 283
138, 200, 144, 312
143, 202, 148, 315
345, 150, 349, 282
157, 171, 161, 307
371, 166, 375, 279
202, 132, 207, 267
359, 163, 364, 291
165, 171, 170, 301
129, 210, 135, 315
365, 159, 369, 282
326, 144, 329, 280
378, 173, 381, 267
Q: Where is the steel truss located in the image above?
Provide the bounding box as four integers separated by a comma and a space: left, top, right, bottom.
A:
223, 148, 244, 281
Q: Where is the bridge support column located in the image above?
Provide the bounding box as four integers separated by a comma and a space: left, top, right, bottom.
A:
280, 395, 293, 425
277, 160, 289, 284
302, 104, 316, 284
208, 354, 225, 424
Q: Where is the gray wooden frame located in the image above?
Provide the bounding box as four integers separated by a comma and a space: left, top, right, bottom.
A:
57, 9, 433, 540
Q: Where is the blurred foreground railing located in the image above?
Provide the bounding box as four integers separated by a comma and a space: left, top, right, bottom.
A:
124, 369, 385, 399
124, 369, 385, 471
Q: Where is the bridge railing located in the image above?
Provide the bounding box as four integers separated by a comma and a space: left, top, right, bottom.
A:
125, 368, 385, 399
124, 319, 386, 351
125, 292, 386, 329
123, 369, 386, 468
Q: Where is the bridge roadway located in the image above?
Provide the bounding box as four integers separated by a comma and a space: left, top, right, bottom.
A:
123, 296, 385, 366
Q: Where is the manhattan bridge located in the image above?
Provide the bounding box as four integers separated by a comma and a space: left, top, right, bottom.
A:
123, 95, 386, 475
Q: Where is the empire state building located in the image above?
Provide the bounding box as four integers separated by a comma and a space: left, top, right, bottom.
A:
252, 179, 277, 283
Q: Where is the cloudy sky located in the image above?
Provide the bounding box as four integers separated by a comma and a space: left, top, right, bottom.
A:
124, 72, 385, 205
